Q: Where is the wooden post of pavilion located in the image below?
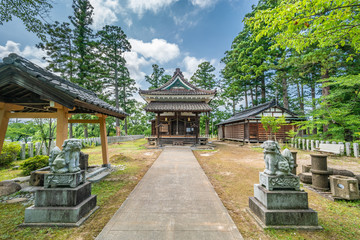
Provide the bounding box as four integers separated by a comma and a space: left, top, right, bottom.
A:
55, 106, 69, 149
0, 103, 10, 153
99, 115, 109, 166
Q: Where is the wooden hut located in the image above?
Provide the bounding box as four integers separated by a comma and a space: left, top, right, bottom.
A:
217, 99, 303, 143
0, 53, 128, 166
140, 68, 216, 145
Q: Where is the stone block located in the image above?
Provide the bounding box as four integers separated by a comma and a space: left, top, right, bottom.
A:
35, 182, 92, 207
24, 194, 97, 223
299, 173, 312, 184
30, 170, 50, 186
79, 152, 89, 171
28, 142, 34, 158
44, 171, 85, 188
329, 175, 359, 200
302, 164, 311, 173
254, 184, 308, 209
20, 142, 26, 160
259, 172, 300, 191
249, 197, 319, 227
0, 181, 21, 196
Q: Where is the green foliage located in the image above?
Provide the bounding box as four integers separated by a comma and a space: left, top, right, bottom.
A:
261, 115, 286, 140
0, 142, 21, 167
0, 0, 52, 40
5, 121, 37, 142
145, 64, 169, 89
20, 155, 49, 176
249, 0, 360, 53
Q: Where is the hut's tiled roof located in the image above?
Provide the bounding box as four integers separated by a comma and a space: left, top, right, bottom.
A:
0, 53, 128, 118
139, 68, 216, 96
217, 99, 300, 125
144, 102, 212, 112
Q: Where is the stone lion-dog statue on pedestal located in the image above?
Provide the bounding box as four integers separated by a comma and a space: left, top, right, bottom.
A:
50, 139, 82, 173
261, 140, 294, 176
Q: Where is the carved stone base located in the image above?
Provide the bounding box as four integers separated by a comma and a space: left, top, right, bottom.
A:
259, 172, 300, 191
44, 171, 85, 188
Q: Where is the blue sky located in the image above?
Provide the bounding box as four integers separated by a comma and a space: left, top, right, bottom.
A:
0, 0, 258, 96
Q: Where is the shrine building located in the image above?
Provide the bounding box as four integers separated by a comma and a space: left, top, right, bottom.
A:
139, 68, 216, 146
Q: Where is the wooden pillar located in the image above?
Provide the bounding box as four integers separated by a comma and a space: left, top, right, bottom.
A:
195, 112, 199, 145
0, 105, 10, 153
184, 116, 186, 136
156, 113, 160, 146
176, 112, 179, 135
99, 115, 109, 166
56, 107, 69, 149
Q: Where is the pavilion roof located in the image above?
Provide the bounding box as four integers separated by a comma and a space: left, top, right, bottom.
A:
139, 68, 216, 96
144, 102, 212, 112
0, 53, 127, 118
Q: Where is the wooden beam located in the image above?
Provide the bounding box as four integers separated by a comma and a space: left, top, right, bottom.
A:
0, 108, 10, 153
68, 119, 100, 124
5, 112, 58, 119
56, 107, 68, 149
99, 115, 109, 166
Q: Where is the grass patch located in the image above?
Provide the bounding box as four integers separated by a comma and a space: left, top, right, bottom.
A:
194, 141, 360, 240
0, 138, 161, 240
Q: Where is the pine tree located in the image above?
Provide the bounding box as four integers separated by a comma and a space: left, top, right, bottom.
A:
97, 25, 131, 136
145, 64, 169, 89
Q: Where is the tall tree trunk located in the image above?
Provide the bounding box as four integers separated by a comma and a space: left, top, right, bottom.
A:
244, 85, 248, 108
205, 112, 210, 137
69, 123, 73, 138
84, 124, 88, 138
232, 98, 236, 115
115, 68, 120, 136
282, 77, 289, 109
124, 118, 128, 135
321, 69, 330, 133
255, 83, 259, 104
261, 76, 266, 103
250, 88, 254, 106
296, 82, 304, 114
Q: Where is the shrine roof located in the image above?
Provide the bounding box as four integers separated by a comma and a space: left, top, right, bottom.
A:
0, 53, 128, 118
144, 101, 212, 112
139, 68, 216, 96
217, 99, 301, 125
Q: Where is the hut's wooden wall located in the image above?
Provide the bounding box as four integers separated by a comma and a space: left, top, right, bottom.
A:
223, 123, 245, 140
219, 122, 295, 142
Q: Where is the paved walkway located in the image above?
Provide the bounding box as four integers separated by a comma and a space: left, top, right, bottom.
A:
96, 146, 243, 240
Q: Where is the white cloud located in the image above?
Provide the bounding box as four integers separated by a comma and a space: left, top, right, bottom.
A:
129, 38, 180, 64
190, 0, 217, 8
90, 0, 133, 30
182, 55, 218, 79
124, 51, 149, 86
127, 0, 178, 16
0, 41, 47, 67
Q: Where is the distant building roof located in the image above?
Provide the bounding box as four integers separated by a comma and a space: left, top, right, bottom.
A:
217, 99, 301, 125
0, 53, 127, 118
144, 102, 212, 112
139, 68, 216, 96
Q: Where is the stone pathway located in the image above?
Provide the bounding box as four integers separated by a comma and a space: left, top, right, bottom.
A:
96, 146, 243, 240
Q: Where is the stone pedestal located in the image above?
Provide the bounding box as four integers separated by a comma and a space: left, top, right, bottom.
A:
259, 172, 300, 191
22, 182, 98, 227
249, 173, 321, 229
310, 154, 331, 191
44, 171, 85, 188
290, 151, 298, 175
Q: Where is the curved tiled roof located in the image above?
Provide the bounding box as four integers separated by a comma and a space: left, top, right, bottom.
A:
144, 102, 212, 112
0, 53, 128, 118
217, 99, 301, 125
139, 68, 216, 96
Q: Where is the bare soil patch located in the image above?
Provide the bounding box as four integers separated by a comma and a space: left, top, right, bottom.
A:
194, 141, 360, 240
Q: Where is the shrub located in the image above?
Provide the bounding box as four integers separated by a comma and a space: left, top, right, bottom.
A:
0, 142, 21, 167
20, 155, 49, 176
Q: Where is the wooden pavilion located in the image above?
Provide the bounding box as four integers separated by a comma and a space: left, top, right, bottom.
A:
140, 68, 216, 145
217, 99, 303, 143
0, 53, 128, 166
